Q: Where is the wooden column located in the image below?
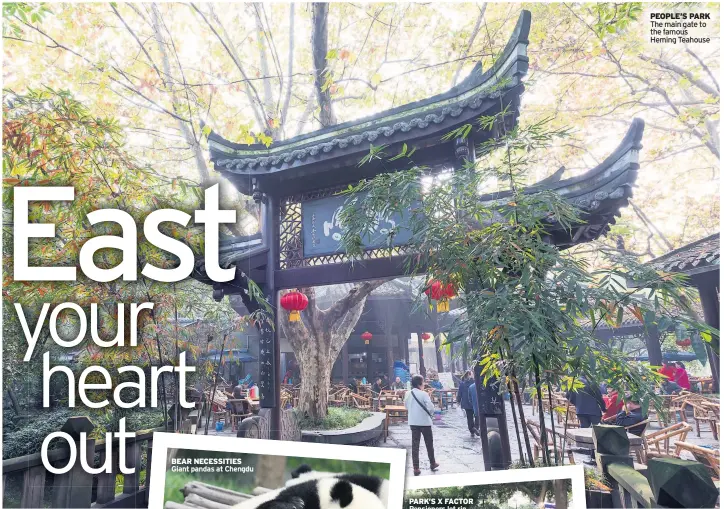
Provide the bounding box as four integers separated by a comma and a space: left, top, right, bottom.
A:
342, 342, 349, 384
51, 417, 95, 508
697, 279, 720, 390
366, 342, 372, 381
434, 334, 444, 372
259, 193, 281, 440
645, 325, 662, 367
417, 332, 426, 377
434, 312, 444, 372
387, 338, 394, 382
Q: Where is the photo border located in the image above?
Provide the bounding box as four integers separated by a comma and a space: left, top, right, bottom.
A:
148, 432, 407, 507
406, 465, 587, 509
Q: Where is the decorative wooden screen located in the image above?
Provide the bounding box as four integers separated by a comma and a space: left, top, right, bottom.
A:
279, 184, 415, 269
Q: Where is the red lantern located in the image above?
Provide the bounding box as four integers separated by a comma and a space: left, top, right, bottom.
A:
361, 331, 373, 345
676, 338, 692, 347
280, 291, 308, 322
421, 332, 432, 342
425, 280, 456, 312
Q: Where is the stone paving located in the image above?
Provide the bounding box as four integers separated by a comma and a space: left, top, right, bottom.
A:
378, 401, 720, 477
196, 400, 719, 478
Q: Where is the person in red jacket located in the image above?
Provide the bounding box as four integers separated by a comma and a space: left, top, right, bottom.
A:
658, 361, 677, 381
674, 362, 691, 390
602, 386, 624, 421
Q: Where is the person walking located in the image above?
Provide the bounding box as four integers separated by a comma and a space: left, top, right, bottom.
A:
457, 371, 479, 437
566, 378, 605, 428
405, 374, 440, 476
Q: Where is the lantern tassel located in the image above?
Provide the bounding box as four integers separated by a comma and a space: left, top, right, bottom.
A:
437, 299, 450, 313
289, 310, 301, 322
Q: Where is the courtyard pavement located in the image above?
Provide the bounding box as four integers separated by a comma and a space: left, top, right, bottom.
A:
378, 401, 720, 477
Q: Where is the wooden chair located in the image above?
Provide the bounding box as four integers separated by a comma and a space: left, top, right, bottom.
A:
644, 422, 692, 460
691, 400, 719, 439
674, 441, 720, 479
624, 419, 650, 437
227, 399, 253, 432
525, 419, 575, 465
348, 392, 372, 410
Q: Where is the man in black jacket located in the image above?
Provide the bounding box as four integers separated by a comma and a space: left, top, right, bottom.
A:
614, 399, 647, 436
566, 378, 606, 428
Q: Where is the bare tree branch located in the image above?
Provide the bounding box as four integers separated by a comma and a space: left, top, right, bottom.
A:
639, 53, 719, 97
189, 2, 267, 131
281, 4, 296, 132
451, 4, 487, 86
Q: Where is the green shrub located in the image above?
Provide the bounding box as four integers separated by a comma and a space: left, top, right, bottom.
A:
2, 409, 73, 459
298, 407, 371, 430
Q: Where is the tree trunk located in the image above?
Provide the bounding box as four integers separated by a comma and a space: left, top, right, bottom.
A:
311, 3, 336, 127
280, 281, 386, 420
297, 341, 333, 418
537, 481, 549, 509
554, 479, 568, 509
6, 388, 21, 416
255, 455, 287, 489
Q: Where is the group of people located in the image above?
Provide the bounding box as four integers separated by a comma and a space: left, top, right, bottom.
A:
393, 363, 692, 475
658, 361, 691, 393
566, 378, 647, 436
347, 376, 407, 394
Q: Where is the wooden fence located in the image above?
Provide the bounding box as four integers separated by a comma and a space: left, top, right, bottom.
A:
592, 425, 718, 509
2, 416, 162, 508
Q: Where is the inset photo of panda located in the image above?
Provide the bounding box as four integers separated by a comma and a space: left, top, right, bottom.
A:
404, 466, 586, 509
148, 432, 406, 509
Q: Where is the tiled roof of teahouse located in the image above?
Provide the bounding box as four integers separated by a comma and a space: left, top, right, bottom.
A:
647, 233, 720, 275
206, 10, 531, 192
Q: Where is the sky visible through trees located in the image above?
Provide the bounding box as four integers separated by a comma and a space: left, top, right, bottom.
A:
3, 2, 719, 257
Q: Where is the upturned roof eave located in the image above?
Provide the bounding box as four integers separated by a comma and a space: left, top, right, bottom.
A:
206, 10, 531, 189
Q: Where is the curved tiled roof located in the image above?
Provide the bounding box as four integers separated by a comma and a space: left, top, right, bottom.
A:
206, 10, 531, 195
647, 233, 720, 275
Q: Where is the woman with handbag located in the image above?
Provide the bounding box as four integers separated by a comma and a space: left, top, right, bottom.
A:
405, 374, 440, 476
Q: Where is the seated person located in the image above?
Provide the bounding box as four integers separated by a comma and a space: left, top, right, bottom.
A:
230, 381, 245, 399
602, 386, 624, 421
372, 378, 383, 395
658, 361, 677, 382
614, 399, 647, 436
674, 361, 691, 391
661, 379, 682, 395
348, 378, 359, 392
391, 376, 406, 390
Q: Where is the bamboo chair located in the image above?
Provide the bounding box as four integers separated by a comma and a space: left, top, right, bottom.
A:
644, 422, 692, 460
349, 392, 372, 410
674, 441, 720, 480
691, 400, 720, 439
526, 419, 575, 465
227, 399, 253, 432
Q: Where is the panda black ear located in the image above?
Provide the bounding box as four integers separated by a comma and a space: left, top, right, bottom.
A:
330, 480, 354, 508
291, 464, 313, 479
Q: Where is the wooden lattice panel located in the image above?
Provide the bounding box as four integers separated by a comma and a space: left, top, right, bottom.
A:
279, 185, 416, 269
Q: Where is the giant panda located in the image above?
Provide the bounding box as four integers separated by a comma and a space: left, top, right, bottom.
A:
285, 465, 390, 508
231, 477, 386, 509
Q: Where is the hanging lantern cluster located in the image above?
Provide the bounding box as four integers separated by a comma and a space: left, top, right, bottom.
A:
425, 280, 456, 313
280, 290, 308, 322
361, 331, 373, 345
676, 338, 692, 347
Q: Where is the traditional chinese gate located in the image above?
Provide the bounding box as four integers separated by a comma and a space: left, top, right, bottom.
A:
196, 9, 645, 470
